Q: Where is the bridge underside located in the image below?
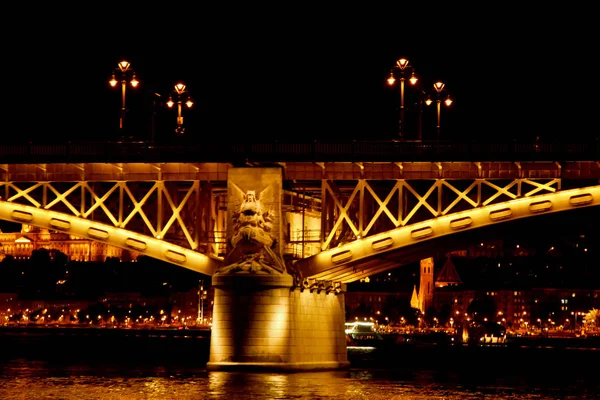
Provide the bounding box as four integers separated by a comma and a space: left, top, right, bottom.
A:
295, 185, 600, 283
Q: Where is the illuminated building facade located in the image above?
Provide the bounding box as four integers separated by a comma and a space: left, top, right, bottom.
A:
0, 224, 140, 262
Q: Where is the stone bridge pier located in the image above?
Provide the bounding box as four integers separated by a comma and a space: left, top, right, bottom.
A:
206, 167, 349, 371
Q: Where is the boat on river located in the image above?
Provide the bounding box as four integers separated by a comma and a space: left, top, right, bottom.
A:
345, 321, 384, 347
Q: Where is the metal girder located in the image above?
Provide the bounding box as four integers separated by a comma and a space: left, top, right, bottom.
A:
318, 259, 399, 283
0, 179, 227, 258
2, 161, 598, 182
0, 161, 598, 278
296, 185, 600, 282
318, 177, 565, 250
0, 201, 223, 275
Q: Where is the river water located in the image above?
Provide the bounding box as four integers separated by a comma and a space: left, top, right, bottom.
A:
0, 331, 598, 399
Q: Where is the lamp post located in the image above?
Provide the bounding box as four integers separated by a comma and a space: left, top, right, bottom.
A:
416, 89, 430, 142
166, 82, 193, 135
387, 58, 418, 141
109, 61, 139, 139
425, 81, 453, 140
150, 91, 161, 144
198, 280, 204, 325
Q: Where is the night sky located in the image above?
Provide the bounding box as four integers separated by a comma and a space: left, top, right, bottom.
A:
3, 8, 598, 145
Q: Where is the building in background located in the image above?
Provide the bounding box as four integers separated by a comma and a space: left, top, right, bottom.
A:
346, 233, 600, 331
0, 224, 140, 262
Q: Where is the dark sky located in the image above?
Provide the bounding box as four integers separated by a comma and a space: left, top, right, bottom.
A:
3, 7, 598, 145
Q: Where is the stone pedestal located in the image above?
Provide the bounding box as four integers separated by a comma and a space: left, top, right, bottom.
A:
207, 273, 349, 371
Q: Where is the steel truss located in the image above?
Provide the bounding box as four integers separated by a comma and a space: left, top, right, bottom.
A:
319, 177, 568, 250
0, 179, 227, 257
0, 161, 598, 268
297, 185, 600, 283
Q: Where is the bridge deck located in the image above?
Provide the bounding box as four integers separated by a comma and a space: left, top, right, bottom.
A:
0, 160, 598, 183
0, 140, 597, 164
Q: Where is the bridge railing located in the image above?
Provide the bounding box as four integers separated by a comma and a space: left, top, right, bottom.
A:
0, 140, 597, 163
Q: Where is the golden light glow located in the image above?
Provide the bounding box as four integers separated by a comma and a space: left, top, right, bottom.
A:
109, 74, 117, 87
296, 185, 600, 282
174, 83, 187, 95
409, 71, 418, 85
396, 58, 409, 70
166, 97, 174, 108
130, 73, 139, 88
387, 72, 396, 85
0, 200, 222, 276
185, 99, 194, 108
118, 61, 131, 72
433, 81, 445, 92
425, 96, 433, 106
445, 96, 453, 106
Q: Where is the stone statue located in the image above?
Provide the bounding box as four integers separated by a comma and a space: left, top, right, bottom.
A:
218, 182, 286, 275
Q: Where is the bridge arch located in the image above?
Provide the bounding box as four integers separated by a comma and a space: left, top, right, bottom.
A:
295, 185, 600, 282
0, 201, 222, 276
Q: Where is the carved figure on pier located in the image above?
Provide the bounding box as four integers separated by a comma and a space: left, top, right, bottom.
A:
218, 182, 286, 275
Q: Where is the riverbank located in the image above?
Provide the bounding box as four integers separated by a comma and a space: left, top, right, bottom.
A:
1, 326, 599, 369
378, 330, 600, 350
0, 325, 211, 338
0, 326, 211, 365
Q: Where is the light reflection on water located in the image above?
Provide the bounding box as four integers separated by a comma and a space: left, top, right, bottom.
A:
0, 358, 594, 400
0, 344, 599, 400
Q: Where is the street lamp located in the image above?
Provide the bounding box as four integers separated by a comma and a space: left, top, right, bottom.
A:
387, 58, 418, 141
109, 60, 139, 138
425, 81, 453, 140
166, 82, 193, 135
197, 280, 205, 325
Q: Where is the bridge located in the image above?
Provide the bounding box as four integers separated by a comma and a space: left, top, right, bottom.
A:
0, 140, 598, 371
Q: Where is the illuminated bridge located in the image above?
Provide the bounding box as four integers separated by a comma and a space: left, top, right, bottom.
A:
0, 140, 598, 371
0, 140, 598, 279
